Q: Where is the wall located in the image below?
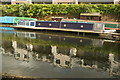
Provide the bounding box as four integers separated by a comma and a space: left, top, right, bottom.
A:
11, 0, 32, 4
53, 0, 78, 4
114, 0, 120, 4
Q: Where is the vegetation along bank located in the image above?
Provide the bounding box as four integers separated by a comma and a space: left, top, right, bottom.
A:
1, 4, 120, 22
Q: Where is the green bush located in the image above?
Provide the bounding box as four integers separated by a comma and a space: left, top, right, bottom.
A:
1, 4, 120, 20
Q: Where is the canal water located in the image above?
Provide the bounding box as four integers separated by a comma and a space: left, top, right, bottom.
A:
0, 27, 120, 79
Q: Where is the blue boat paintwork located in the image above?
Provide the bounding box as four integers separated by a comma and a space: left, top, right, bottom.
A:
61, 22, 94, 30
36, 21, 94, 30
0, 16, 16, 24
0, 27, 14, 30
36, 21, 60, 28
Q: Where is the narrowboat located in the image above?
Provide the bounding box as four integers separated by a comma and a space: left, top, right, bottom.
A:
62, 19, 120, 31
15, 19, 108, 34
0, 16, 118, 34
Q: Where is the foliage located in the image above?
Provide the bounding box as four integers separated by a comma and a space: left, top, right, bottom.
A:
1, 4, 120, 20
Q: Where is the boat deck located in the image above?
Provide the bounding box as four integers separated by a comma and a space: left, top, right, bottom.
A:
62, 19, 120, 24
13, 26, 103, 34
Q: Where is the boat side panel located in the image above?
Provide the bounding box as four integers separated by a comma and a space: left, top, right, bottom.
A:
36, 21, 60, 28
61, 22, 94, 30
36, 21, 94, 30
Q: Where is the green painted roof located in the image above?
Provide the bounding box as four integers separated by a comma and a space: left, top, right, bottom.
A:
14, 17, 37, 23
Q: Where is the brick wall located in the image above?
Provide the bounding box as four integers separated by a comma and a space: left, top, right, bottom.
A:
114, 0, 120, 4
11, 0, 32, 4
53, 0, 78, 4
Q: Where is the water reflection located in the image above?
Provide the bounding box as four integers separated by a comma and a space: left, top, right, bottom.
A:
1, 30, 120, 78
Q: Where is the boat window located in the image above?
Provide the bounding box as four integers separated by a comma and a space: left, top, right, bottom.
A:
30, 22, 35, 26
25, 21, 29, 26
18, 20, 25, 26
30, 34, 35, 37
25, 33, 30, 38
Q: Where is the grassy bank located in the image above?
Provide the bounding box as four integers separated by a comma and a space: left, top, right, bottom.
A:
1, 4, 120, 21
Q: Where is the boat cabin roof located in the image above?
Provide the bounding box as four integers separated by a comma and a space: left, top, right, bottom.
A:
80, 13, 101, 16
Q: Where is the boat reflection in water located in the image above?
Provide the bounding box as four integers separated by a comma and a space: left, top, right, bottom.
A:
1, 30, 120, 78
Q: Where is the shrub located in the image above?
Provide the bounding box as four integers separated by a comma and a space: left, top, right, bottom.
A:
1, 4, 120, 21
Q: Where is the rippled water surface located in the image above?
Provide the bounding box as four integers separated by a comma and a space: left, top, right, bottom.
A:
0, 27, 120, 78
